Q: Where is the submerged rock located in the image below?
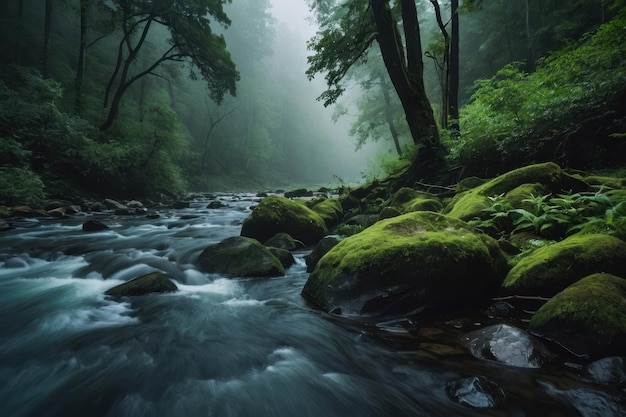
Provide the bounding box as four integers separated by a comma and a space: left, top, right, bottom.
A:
529, 273, 626, 358
302, 211, 509, 317
198, 236, 285, 278
240, 196, 327, 245
465, 324, 554, 368
105, 272, 178, 298
502, 234, 626, 297
585, 356, 626, 385
267, 247, 296, 269
445, 376, 506, 409
540, 381, 626, 417
82, 219, 109, 232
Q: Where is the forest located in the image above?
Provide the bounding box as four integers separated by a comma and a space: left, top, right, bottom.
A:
2, 2, 626, 416
0, 0, 623, 205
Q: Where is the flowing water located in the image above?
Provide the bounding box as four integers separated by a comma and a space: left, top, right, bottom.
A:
0, 195, 624, 417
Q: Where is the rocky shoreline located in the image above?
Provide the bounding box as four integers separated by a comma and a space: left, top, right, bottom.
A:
2, 162, 626, 409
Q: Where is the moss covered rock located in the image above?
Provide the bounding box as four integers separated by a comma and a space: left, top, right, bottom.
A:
502, 234, 626, 296
302, 211, 509, 317
198, 236, 285, 277
310, 198, 344, 229
529, 273, 626, 358
446, 162, 587, 221
105, 272, 178, 298
388, 187, 442, 214
241, 196, 328, 245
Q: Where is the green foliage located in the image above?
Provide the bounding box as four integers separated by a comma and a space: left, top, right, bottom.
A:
306, 0, 377, 106
0, 167, 46, 205
453, 10, 626, 171
471, 189, 626, 241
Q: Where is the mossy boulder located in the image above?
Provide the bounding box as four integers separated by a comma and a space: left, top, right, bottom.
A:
263, 232, 301, 251
302, 211, 509, 317
446, 162, 588, 221
502, 234, 626, 296
529, 273, 626, 358
404, 198, 443, 213
105, 272, 178, 298
267, 247, 296, 269
198, 236, 285, 277
241, 196, 328, 245
388, 187, 442, 213
310, 198, 344, 229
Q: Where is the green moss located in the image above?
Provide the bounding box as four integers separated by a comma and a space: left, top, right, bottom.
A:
404, 198, 443, 213
579, 175, 626, 190
504, 183, 548, 210
446, 163, 587, 221
502, 234, 626, 296
241, 196, 328, 245
105, 272, 178, 297
310, 198, 344, 229
529, 273, 626, 357
302, 211, 508, 315
198, 236, 285, 277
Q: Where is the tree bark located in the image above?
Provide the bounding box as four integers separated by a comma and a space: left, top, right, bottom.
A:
430, 0, 449, 129
449, 0, 460, 133
370, 0, 443, 179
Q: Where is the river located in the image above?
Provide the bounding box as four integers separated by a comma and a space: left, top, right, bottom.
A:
0, 194, 623, 417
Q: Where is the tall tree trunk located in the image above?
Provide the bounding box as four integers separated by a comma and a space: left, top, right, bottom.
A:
430, 0, 449, 129
74, 0, 88, 114
448, 0, 460, 134
370, 0, 443, 179
43, 0, 52, 78
378, 72, 402, 156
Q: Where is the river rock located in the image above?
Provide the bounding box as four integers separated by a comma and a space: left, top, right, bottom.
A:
304, 235, 342, 273
529, 273, 626, 358
0, 220, 14, 232
264, 232, 300, 251
284, 188, 312, 198
105, 272, 178, 298
267, 247, 296, 269
198, 236, 285, 277
240, 196, 328, 246
309, 198, 344, 229
301, 211, 509, 317
502, 234, 626, 297
465, 324, 554, 368
585, 356, 626, 385
82, 219, 109, 232
207, 200, 228, 209
445, 376, 506, 408
103, 198, 127, 210
389, 187, 442, 213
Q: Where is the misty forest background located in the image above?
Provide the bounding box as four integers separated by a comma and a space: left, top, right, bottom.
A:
1, 0, 625, 205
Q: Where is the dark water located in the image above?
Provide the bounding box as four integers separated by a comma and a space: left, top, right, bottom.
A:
0, 195, 624, 417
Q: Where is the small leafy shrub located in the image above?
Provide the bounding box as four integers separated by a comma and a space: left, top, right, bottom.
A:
471, 190, 626, 241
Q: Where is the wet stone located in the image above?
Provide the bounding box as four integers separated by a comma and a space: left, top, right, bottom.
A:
465, 324, 554, 368
445, 376, 506, 408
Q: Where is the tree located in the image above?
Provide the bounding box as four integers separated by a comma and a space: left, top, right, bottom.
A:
308, 0, 445, 180
99, 0, 239, 131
